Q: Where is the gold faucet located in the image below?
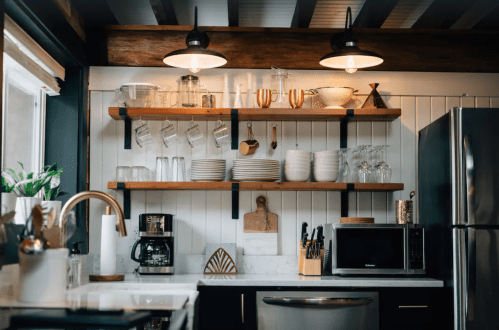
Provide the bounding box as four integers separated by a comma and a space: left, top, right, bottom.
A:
59, 191, 127, 247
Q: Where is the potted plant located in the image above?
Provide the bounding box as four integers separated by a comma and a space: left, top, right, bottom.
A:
1, 162, 59, 224
1, 175, 18, 216
41, 163, 66, 224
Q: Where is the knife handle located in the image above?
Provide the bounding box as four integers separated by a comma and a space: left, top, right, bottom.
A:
305, 246, 310, 259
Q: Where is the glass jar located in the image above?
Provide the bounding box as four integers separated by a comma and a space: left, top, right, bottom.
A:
180, 75, 199, 107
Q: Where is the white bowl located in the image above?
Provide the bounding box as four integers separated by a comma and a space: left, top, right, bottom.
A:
314, 170, 339, 182
286, 160, 311, 166
285, 169, 310, 182
312, 87, 356, 109
314, 150, 339, 157
286, 165, 311, 171
314, 163, 339, 167
286, 150, 311, 157
314, 154, 339, 159
314, 165, 339, 170
313, 156, 339, 161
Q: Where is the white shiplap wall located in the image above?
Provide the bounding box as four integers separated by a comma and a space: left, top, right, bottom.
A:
88, 67, 499, 263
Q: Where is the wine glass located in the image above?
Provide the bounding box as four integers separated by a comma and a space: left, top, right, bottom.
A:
354, 145, 372, 183
337, 148, 351, 182
375, 145, 392, 183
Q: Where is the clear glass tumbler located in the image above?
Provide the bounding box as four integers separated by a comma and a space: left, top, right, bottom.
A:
171, 157, 185, 182
156, 157, 169, 181
116, 166, 131, 181
337, 148, 351, 182
375, 145, 392, 183
354, 145, 372, 183
132, 166, 149, 181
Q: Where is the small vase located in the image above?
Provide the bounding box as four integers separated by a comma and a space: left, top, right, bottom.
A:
14, 197, 42, 225
1, 192, 17, 215
41, 200, 62, 226
222, 73, 230, 108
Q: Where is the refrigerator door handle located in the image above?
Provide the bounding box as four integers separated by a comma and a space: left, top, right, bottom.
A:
466, 227, 476, 322
463, 135, 476, 226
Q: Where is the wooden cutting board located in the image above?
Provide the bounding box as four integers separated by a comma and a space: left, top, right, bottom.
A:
244, 196, 278, 233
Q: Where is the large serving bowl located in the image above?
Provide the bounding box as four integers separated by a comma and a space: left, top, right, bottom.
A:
312, 87, 356, 109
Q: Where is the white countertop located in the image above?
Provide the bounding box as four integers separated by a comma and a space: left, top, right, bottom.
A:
0, 273, 443, 310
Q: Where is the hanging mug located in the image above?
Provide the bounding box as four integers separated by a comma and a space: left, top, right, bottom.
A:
240, 122, 259, 156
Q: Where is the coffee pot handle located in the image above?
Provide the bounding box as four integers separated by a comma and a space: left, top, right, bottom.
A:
131, 240, 144, 263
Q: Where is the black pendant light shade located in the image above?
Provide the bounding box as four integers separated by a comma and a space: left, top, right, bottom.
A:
163, 7, 227, 72
320, 7, 383, 73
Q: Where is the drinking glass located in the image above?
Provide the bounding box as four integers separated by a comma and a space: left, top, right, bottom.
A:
185, 120, 205, 148
354, 145, 372, 183
337, 148, 351, 182
155, 86, 179, 108
375, 145, 392, 183
132, 166, 149, 181
160, 120, 181, 148
134, 119, 154, 148
156, 157, 169, 181
116, 166, 131, 181
171, 157, 185, 182
212, 120, 231, 148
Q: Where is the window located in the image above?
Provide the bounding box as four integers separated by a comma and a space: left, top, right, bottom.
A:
2, 54, 46, 174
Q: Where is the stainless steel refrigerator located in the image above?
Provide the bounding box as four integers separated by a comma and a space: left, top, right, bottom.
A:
419, 107, 499, 330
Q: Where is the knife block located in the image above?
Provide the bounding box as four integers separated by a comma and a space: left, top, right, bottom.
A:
298, 240, 324, 275
302, 258, 322, 276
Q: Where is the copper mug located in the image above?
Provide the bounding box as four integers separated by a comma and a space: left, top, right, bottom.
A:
257, 89, 272, 108
289, 89, 306, 108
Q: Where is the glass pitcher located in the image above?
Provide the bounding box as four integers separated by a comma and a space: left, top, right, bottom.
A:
179, 75, 200, 107
115, 83, 158, 107
271, 66, 294, 108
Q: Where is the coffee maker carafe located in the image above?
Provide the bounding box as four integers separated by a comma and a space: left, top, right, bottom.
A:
131, 214, 174, 275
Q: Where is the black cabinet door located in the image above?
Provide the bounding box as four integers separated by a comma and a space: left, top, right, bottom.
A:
379, 287, 453, 330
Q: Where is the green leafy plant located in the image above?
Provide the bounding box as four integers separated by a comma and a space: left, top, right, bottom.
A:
42, 163, 66, 201
1, 162, 60, 197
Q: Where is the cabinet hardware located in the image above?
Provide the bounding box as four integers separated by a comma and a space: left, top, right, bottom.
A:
116, 182, 130, 219
339, 109, 354, 218
241, 293, 244, 324
232, 183, 239, 219
119, 108, 132, 149
398, 305, 429, 308
231, 109, 238, 150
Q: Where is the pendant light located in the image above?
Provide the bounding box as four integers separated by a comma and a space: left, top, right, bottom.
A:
163, 7, 227, 73
320, 7, 383, 73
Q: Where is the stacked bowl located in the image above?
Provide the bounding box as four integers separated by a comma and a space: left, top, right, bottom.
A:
313, 150, 339, 182
284, 150, 311, 182
191, 159, 226, 181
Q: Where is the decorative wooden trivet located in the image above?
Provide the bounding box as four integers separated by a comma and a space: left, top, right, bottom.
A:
361, 83, 388, 109
204, 248, 238, 274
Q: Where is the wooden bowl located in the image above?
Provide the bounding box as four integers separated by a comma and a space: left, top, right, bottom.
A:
340, 217, 375, 224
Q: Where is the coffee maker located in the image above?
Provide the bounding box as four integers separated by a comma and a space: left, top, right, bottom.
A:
131, 214, 174, 275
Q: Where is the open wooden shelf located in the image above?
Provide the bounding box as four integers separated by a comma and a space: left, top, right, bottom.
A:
108, 181, 404, 191
108, 107, 401, 122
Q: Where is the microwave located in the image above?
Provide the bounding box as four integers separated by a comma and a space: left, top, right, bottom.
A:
323, 223, 425, 275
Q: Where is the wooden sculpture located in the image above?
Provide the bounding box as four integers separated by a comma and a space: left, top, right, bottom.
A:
361, 83, 388, 109
204, 248, 238, 274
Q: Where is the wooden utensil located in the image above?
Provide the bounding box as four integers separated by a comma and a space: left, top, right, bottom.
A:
271, 123, 278, 149
244, 196, 277, 233
340, 217, 375, 224
240, 122, 259, 156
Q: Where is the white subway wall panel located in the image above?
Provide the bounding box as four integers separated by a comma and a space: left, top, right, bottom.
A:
88, 68, 499, 259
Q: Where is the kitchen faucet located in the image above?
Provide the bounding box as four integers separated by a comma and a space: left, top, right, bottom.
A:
59, 191, 127, 246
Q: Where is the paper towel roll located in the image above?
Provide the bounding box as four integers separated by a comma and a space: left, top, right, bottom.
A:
100, 211, 117, 275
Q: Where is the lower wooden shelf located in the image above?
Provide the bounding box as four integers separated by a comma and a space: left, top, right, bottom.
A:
107, 181, 404, 191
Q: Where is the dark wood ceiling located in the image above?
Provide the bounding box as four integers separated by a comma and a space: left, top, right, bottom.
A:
72, 0, 499, 30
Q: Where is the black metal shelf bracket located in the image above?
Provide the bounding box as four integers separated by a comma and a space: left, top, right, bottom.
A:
119, 108, 132, 149
231, 109, 239, 150
232, 183, 240, 219
340, 109, 354, 217
117, 182, 131, 219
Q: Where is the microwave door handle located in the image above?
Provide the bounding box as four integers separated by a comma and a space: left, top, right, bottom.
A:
463, 135, 476, 321
262, 297, 373, 308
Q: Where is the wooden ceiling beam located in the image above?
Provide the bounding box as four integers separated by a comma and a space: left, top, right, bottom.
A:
159, 0, 178, 25
105, 26, 499, 72
353, 0, 399, 28
412, 0, 473, 29
227, 0, 238, 27
291, 0, 318, 28
451, 0, 499, 29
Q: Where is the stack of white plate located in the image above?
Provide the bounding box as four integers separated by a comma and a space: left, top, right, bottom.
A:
285, 150, 311, 182
313, 150, 339, 182
232, 159, 280, 182
191, 159, 226, 181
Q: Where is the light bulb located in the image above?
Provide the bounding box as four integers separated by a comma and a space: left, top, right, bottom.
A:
189, 55, 200, 73
345, 56, 357, 74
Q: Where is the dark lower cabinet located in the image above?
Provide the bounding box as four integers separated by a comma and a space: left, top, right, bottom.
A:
198, 286, 452, 330
379, 287, 453, 330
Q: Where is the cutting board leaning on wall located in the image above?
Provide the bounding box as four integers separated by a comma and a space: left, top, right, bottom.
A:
244, 196, 278, 255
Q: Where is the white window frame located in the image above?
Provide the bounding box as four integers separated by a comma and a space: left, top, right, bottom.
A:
2, 55, 46, 176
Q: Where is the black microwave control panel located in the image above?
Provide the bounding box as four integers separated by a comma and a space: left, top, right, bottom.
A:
408, 228, 424, 269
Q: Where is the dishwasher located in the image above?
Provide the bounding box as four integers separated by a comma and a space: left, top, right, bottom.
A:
256, 291, 379, 330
